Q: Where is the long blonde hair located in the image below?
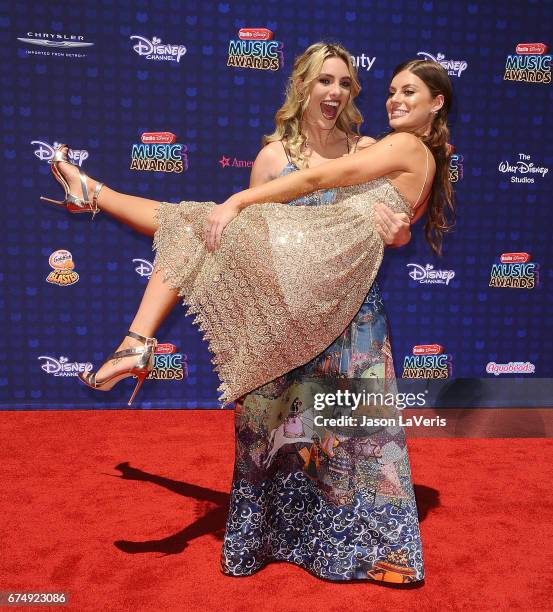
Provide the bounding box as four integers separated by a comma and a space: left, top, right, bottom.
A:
263, 42, 363, 168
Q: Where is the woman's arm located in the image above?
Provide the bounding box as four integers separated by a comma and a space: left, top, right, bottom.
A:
233, 132, 422, 211
204, 132, 422, 251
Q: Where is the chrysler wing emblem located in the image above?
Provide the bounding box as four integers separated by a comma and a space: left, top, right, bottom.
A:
17, 38, 94, 48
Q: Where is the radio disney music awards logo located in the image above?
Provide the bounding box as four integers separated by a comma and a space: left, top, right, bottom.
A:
46, 250, 79, 286
218, 155, 254, 169
227, 28, 283, 71
489, 252, 539, 289
407, 263, 455, 286
350, 53, 376, 72
130, 132, 188, 173
486, 361, 535, 376
498, 153, 549, 184
417, 51, 468, 77
130, 35, 187, 63
148, 343, 188, 382
38, 355, 92, 377
133, 258, 153, 279
449, 152, 463, 183
402, 345, 451, 379
32, 141, 89, 166
504, 43, 551, 84
17, 31, 94, 58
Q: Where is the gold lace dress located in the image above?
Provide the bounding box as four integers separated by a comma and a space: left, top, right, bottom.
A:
152, 178, 411, 406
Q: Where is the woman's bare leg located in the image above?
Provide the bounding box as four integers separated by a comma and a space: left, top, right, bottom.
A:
93, 265, 180, 381
56, 147, 160, 236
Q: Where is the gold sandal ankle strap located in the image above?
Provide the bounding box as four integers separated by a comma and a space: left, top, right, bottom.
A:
91, 182, 103, 218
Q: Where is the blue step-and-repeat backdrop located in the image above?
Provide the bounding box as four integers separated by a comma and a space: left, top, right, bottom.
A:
1, 0, 552, 409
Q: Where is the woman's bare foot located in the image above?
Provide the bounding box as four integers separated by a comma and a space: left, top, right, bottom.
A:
93, 334, 152, 383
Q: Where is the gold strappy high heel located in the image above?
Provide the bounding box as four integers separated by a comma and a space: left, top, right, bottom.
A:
40, 144, 103, 218
78, 331, 158, 406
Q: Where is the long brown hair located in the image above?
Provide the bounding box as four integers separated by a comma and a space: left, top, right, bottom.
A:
392, 59, 455, 256
264, 42, 363, 168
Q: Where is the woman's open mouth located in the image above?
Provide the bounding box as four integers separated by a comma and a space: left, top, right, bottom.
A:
320, 100, 340, 120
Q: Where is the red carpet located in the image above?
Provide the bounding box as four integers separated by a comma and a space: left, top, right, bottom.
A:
1, 410, 551, 611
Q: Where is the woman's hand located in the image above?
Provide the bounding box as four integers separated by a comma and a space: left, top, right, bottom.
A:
204, 197, 242, 252
373, 202, 411, 248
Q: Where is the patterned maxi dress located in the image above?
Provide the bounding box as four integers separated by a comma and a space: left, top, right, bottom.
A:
218, 163, 425, 583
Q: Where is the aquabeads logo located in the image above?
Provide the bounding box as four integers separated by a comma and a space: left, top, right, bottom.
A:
130, 132, 188, 173
504, 43, 551, 84
46, 250, 79, 286
402, 344, 451, 379
148, 343, 188, 381
489, 253, 539, 289
227, 28, 283, 71
130, 35, 187, 63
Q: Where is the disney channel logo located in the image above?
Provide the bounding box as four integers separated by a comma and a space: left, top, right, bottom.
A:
504, 43, 551, 84
32, 141, 89, 166
498, 153, 549, 184
228, 28, 283, 71
130, 35, 187, 63
489, 252, 539, 289
38, 355, 92, 377
407, 263, 455, 286
130, 132, 188, 173
402, 344, 451, 379
417, 51, 468, 77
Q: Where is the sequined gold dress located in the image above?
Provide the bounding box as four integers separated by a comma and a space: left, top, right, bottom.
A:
153, 177, 410, 406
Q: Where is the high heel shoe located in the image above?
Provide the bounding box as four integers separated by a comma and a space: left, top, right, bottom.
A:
78, 330, 158, 406
40, 144, 104, 218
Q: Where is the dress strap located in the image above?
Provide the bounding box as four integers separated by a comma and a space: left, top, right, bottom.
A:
413, 139, 430, 209
280, 140, 292, 163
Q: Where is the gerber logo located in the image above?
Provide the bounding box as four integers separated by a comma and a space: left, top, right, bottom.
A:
38, 355, 92, 377
32, 141, 89, 166
407, 263, 455, 285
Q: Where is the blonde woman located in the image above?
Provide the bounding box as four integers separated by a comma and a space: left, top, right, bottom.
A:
41, 53, 455, 581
